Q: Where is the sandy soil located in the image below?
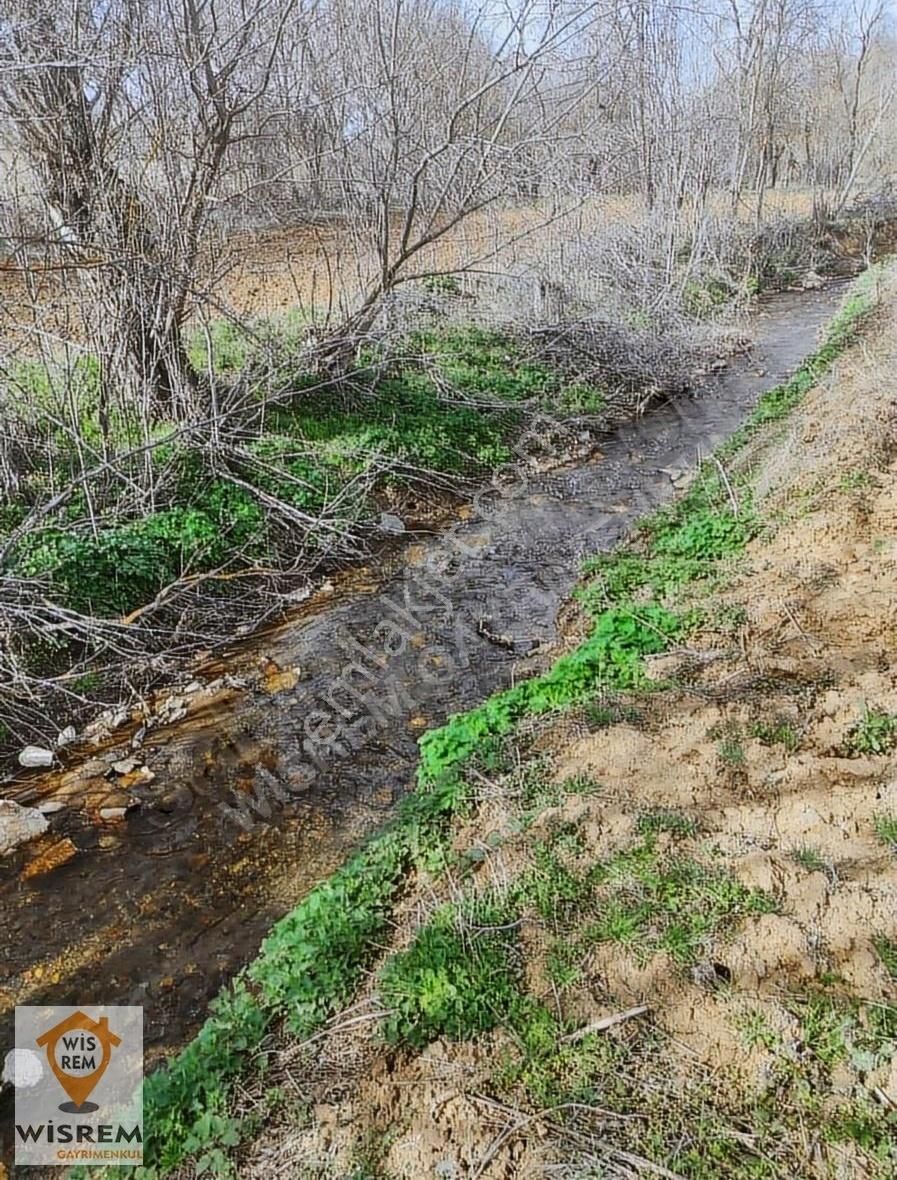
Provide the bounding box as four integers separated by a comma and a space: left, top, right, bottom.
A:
218, 271, 897, 1179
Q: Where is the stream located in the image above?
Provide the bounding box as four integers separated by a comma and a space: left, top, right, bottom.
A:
0, 281, 846, 1071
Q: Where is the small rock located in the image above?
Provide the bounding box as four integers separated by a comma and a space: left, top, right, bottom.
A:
111, 758, 138, 775
283, 584, 313, 603
36, 801, 65, 815
148, 693, 188, 722
378, 512, 406, 535
0, 800, 49, 856
55, 726, 77, 749
17, 746, 54, 769
83, 707, 128, 743
85, 787, 136, 814
183, 680, 203, 694
99, 807, 130, 822
263, 666, 300, 694
21, 836, 77, 879
151, 696, 188, 725
662, 466, 693, 490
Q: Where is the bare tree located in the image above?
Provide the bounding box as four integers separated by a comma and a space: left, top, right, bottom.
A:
827, 0, 891, 211
0, 0, 294, 416
288, 0, 610, 370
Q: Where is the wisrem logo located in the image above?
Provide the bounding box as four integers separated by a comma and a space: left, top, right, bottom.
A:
6, 1006, 144, 1167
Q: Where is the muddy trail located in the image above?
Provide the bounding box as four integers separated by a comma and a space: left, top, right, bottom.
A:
0, 283, 845, 1068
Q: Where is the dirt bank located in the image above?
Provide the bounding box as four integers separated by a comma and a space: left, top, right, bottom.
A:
218, 270, 897, 1179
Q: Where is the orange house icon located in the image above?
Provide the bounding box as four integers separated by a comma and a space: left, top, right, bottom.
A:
36, 1011, 121, 1112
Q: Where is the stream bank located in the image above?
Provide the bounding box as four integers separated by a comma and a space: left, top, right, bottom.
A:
0, 281, 847, 1074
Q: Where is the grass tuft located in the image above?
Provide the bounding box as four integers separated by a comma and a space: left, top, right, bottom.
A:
845, 705, 897, 757
873, 814, 897, 849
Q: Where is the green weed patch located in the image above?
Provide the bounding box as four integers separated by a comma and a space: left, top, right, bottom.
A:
846, 705, 897, 757
379, 896, 521, 1048
5, 323, 593, 620
583, 840, 775, 963
418, 604, 681, 785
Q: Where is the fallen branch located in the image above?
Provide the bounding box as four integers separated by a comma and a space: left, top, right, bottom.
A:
563, 1004, 650, 1042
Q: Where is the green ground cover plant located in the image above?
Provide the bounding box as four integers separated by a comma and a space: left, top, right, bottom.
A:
845, 705, 897, 756
873, 814, 897, 848
4, 323, 604, 622
379, 895, 522, 1048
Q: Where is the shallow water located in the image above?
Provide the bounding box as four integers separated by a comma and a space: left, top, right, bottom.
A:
0, 283, 845, 1066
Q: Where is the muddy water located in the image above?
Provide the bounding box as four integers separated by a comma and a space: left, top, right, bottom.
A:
0, 283, 845, 1066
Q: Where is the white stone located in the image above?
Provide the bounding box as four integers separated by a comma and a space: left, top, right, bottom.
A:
37, 801, 65, 815
55, 726, 78, 749
17, 745, 54, 769
99, 807, 130, 821
378, 512, 406, 535
0, 800, 49, 856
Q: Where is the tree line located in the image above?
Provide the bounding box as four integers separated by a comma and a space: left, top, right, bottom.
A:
0, 0, 893, 412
